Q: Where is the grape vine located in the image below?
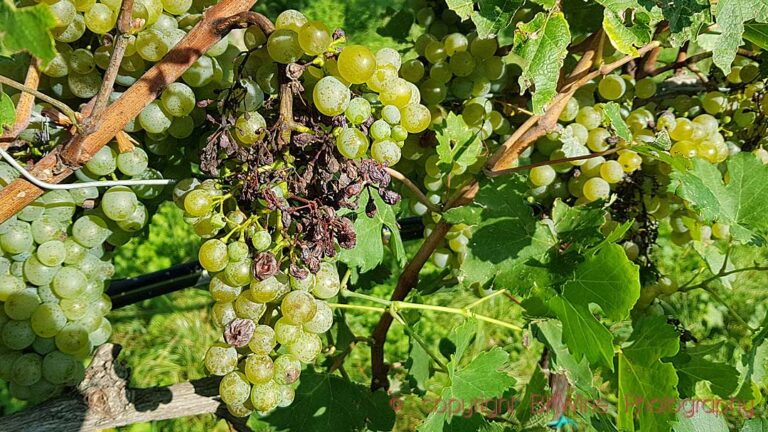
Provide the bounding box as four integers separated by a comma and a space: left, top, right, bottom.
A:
0, 0, 768, 431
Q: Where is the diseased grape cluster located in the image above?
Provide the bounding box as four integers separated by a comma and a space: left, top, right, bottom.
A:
175, 178, 341, 414
0, 142, 164, 402
179, 8, 429, 415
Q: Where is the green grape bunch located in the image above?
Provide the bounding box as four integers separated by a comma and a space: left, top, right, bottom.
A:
0, 141, 166, 402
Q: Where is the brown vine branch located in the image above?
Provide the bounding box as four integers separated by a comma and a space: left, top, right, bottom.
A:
89, 0, 135, 121
370, 181, 479, 390
0, 344, 230, 431
386, 167, 440, 213
0, 0, 262, 224
0, 60, 41, 148
648, 51, 712, 77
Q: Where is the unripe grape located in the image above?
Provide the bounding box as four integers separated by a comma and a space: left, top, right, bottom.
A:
267, 29, 303, 64
529, 165, 556, 187
275, 9, 307, 32
298, 21, 331, 56
337, 45, 377, 84
582, 177, 610, 202
313, 76, 351, 117
336, 127, 369, 159
205, 343, 238, 376
234, 112, 267, 146
220, 371, 251, 406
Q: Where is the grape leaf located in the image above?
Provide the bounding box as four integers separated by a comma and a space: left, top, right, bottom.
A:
735, 315, 768, 401
604, 102, 633, 143
0, 91, 15, 129
407, 322, 432, 391
435, 113, 483, 170
442, 206, 483, 225
596, 0, 661, 55
712, 0, 768, 74
547, 199, 606, 247
513, 12, 571, 114
559, 127, 591, 159
659, 0, 711, 47
445, 0, 474, 20
562, 243, 640, 322
672, 343, 739, 399
693, 241, 736, 289
339, 189, 405, 272
418, 348, 516, 431
471, 0, 524, 42
743, 419, 768, 432
618, 315, 680, 432
673, 410, 728, 432
515, 365, 547, 425
547, 295, 615, 369
536, 320, 596, 397
263, 370, 395, 432
0, 0, 57, 64
744, 23, 768, 50
668, 153, 768, 244
458, 178, 551, 290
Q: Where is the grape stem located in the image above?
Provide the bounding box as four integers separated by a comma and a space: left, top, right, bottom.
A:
0, 147, 174, 190
89, 0, 135, 122
0, 74, 80, 130
0, 60, 41, 148
386, 167, 441, 213
341, 289, 522, 331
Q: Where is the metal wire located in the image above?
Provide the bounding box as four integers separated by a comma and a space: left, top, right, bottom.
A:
0, 147, 175, 190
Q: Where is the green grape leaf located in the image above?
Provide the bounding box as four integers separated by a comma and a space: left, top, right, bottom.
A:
407, 322, 433, 391
435, 112, 484, 170
263, 370, 395, 432
418, 342, 516, 431
442, 415, 507, 432
596, 0, 661, 55
560, 127, 591, 159
515, 365, 547, 425
604, 102, 633, 143
735, 315, 768, 401
445, 0, 474, 20
548, 200, 606, 247
0, 0, 57, 64
712, 0, 768, 74
692, 242, 736, 288
668, 153, 768, 244
742, 419, 768, 432
618, 315, 680, 432
659, 0, 712, 47
673, 409, 729, 432
458, 178, 551, 291
536, 320, 596, 397
672, 343, 739, 399
548, 295, 615, 369
562, 0, 603, 35
562, 243, 640, 322
0, 91, 15, 129
443, 205, 483, 225
471, 0, 525, 42
513, 11, 571, 115
339, 189, 405, 272
744, 23, 768, 50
